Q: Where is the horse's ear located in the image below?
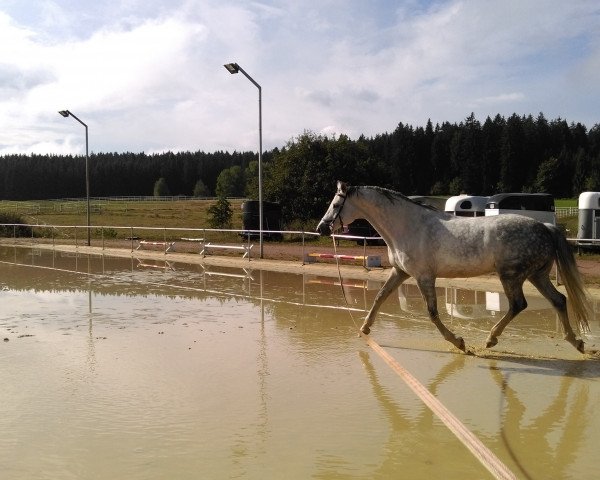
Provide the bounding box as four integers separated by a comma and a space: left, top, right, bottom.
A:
337, 180, 348, 194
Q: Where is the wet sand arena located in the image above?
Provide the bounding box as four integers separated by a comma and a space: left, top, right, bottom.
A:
1, 246, 599, 479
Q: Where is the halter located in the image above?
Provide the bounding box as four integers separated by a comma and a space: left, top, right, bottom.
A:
329, 192, 347, 231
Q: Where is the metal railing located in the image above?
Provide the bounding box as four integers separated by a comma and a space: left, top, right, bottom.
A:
555, 207, 579, 218
1, 200, 582, 214
0, 222, 388, 263
0, 222, 597, 266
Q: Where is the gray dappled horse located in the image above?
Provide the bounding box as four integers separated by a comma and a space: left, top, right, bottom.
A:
317, 181, 591, 354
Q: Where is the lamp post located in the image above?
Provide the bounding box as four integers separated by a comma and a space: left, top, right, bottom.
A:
59, 109, 91, 246
224, 62, 263, 258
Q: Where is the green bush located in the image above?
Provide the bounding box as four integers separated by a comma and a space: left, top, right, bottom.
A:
207, 196, 233, 229
95, 227, 118, 239
0, 213, 33, 237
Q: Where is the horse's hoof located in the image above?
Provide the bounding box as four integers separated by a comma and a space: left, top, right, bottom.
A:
576, 339, 585, 354
456, 337, 465, 351
485, 337, 498, 349
361, 326, 371, 335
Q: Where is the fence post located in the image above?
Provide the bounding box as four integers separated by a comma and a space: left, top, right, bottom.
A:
302, 230, 305, 265
247, 231, 251, 262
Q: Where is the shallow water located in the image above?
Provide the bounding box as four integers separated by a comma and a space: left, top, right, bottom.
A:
1, 246, 599, 479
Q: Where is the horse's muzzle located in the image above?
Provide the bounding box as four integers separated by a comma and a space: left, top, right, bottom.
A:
316, 221, 332, 236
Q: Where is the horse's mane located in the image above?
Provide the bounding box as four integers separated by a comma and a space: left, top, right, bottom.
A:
347, 185, 438, 211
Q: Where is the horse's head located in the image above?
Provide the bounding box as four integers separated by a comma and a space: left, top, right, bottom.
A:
316, 181, 358, 236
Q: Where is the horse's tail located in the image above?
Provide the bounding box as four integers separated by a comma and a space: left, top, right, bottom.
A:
547, 224, 591, 332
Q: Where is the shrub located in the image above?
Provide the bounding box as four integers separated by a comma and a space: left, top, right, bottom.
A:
0, 213, 33, 237
207, 196, 233, 229
95, 227, 118, 239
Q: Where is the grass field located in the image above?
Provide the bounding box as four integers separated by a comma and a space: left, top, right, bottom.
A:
0, 198, 326, 244
1, 198, 242, 224
555, 198, 578, 208
0, 197, 584, 241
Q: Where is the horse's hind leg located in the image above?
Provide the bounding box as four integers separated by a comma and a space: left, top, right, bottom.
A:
417, 278, 465, 351
529, 272, 585, 353
361, 267, 409, 334
485, 277, 527, 349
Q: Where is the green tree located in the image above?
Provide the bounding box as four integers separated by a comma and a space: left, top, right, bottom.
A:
584, 170, 600, 191
388, 123, 417, 193
153, 177, 171, 196
265, 132, 327, 224
533, 157, 561, 193
207, 196, 233, 228
451, 113, 482, 194
244, 160, 259, 198
429, 122, 457, 194
265, 131, 368, 224
448, 176, 464, 195
588, 124, 600, 156
498, 114, 525, 191
193, 179, 210, 197
0, 212, 32, 237
0, 113, 598, 204
215, 165, 245, 197
584, 150, 600, 191
571, 148, 588, 196
481, 115, 504, 194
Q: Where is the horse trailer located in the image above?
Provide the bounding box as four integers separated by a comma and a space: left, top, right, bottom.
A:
577, 191, 600, 248
485, 193, 556, 224
347, 219, 385, 245
444, 195, 488, 217
241, 200, 283, 240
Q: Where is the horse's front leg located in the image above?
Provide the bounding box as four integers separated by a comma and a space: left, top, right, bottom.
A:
361, 267, 409, 334
485, 276, 527, 349
417, 277, 466, 351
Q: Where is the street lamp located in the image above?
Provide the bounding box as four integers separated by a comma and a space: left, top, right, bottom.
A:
224, 62, 263, 259
59, 109, 91, 246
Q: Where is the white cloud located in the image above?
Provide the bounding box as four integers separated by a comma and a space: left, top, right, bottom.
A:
472, 92, 525, 107
0, 0, 599, 155
31, 17, 207, 111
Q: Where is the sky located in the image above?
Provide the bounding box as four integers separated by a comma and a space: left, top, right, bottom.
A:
0, 0, 599, 156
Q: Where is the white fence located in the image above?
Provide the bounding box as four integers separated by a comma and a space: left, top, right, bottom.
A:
0, 221, 596, 264
0, 199, 582, 224
555, 207, 579, 219
0, 223, 388, 263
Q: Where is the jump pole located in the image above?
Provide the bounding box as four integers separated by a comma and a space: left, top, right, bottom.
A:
359, 332, 517, 480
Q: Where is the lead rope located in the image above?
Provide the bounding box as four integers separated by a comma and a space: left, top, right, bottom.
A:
331, 233, 360, 329
331, 235, 517, 480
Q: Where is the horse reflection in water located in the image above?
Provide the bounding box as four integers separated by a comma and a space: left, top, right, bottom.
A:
317, 182, 591, 354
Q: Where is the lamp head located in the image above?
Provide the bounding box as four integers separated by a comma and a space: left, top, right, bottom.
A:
224, 63, 239, 74
58, 110, 70, 117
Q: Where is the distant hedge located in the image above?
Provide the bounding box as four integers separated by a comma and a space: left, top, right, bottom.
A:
0, 213, 33, 237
